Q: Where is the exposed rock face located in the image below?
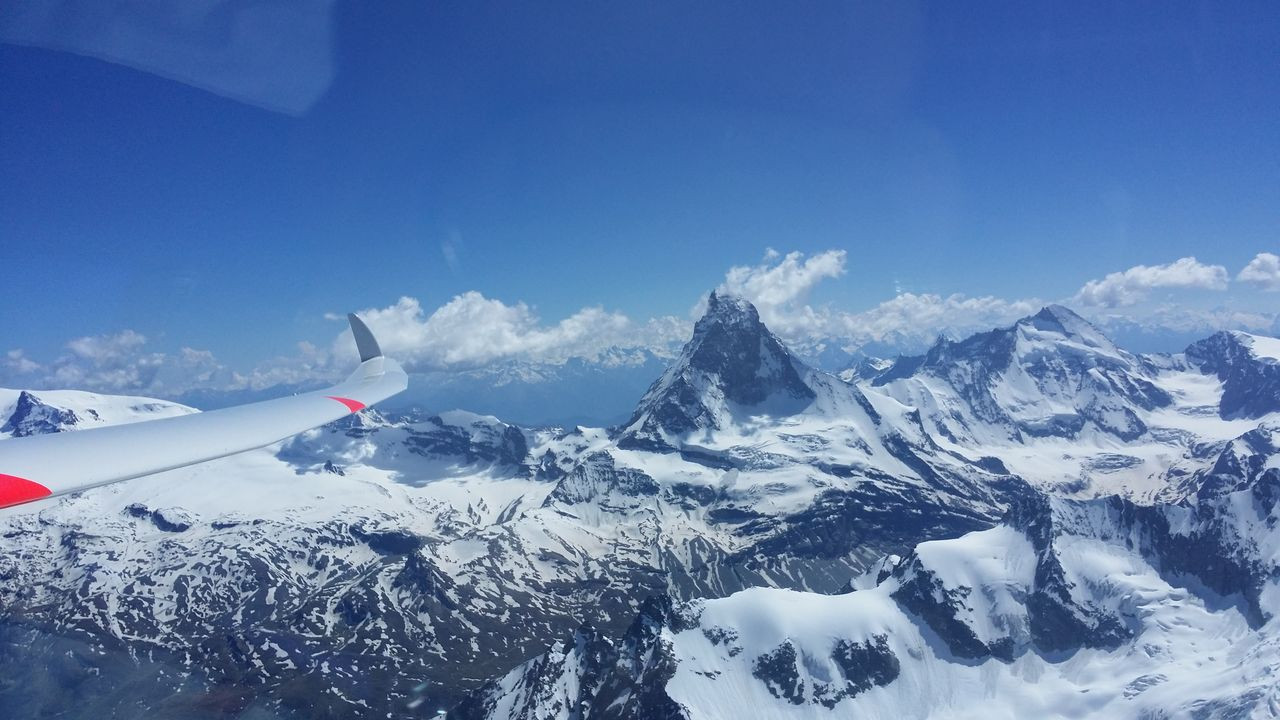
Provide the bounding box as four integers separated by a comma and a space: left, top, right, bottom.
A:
875, 305, 1172, 443
619, 292, 815, 449
862, 308, 1280, 501
4, 304, 1280, 719
1, 390, 80, 436
896, 470, 1280, 663
1176, 423, 1280, 499
125, 503, 196, 533
1186, 331, 1280, 418
405, 412, 529, 468
836, 354, 892, 384
0, 387, 1016, 718
455, 596, 690, 720
543, 451, 659, 506
462, 472, 1280, 718
894, 490, 1132, 662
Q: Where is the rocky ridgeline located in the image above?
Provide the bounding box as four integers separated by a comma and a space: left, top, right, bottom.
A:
462, 469, 1280, 718
2, 296, 1280, 719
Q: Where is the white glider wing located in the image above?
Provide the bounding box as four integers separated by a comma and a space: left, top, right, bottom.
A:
0, 314, 407, 510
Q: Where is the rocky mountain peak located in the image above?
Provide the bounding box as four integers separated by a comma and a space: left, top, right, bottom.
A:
618, 293, 815, 448
1024, 304, 1112, 349
1185, 331, 1280, 418
1029, 301, 1100, 338
704, 289, 757, 320
678, 292, 809, 404
874, 305, 1171, 443
901, 305, 1115, 376
900, 305, 1112, 374
0, 391, 80, 437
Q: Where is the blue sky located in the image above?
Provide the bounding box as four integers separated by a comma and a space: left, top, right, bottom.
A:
1, 1, 1278, 393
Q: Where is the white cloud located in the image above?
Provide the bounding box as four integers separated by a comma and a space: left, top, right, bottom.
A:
835, 292, 1042, 349
0, 294, 690, 397
48, 330, 165, 391
235, 341, 337, 390
0, 331, 238, 396
721, 249, 847, 309
716, 250, 847, 337
710, 249, 1040, 353
1237, 252, 1280, 291
1073, 256, 1229, 308
713, 251, 1272, 359
340, 293, 688, 371
1092, 306, 1276, 334
441, 232, 462, 274
65, 329, 148, 363
7, 249, 1276, 400
4, 349, 41, 375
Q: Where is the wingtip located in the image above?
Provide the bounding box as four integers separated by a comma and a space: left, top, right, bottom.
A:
348, 313, 383, 362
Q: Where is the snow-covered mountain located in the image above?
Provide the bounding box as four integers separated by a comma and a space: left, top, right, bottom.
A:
618, 292, 819, 449
0, 388, 193, 437
459, 469, 1280, 719
2, 296, 1279, 719
872, 305, 1173, 443
868, 306, 1280, 500
836, 353, 892, 384
1185, 330, 1280, 419
0, 295, 1021, 718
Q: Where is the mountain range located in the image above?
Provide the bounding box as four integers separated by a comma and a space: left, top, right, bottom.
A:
1, 295, 1278, 719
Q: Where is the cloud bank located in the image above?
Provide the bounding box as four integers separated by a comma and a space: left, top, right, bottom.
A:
714, 250, 1041, 352
1238, 252, 1280, 291
2, 330, 235, 397
1073, 257, 1229, 308
4, 248, 1278, 399
337, 293, 687, 372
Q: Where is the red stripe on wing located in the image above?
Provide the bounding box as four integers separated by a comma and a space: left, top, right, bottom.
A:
0, 473, 52, 509
326, 396, 366, 413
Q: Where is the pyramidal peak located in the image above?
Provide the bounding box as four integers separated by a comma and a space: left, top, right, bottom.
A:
618, 292, 816, 447
700, 290, 758, 325
1021, 304, 1115, 351
679, 291, 813, 404
0, 390, 80, 437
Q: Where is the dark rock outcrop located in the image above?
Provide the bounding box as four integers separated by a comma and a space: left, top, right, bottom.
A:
1186, 331, 1280, 418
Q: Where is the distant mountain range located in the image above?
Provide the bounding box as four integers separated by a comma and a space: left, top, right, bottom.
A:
2, 296, 1278, 719
158, 307, 1280, 432
174, 348, 674, 429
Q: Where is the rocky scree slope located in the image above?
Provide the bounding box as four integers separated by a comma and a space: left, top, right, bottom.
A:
460, 468, 1280, 719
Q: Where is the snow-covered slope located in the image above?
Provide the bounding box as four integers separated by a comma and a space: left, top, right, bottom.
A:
619, 292, 818, 449
1186, 330, 1280, 419
874, 305, 1172, 443
461, 471, 1280, 719
0, 299, 1021, 718
612, 291, 1014, 529
4, 298, 1279, 719
836, 354, 892, 384
868, 306, 1280, 499
0, 388, 193, 437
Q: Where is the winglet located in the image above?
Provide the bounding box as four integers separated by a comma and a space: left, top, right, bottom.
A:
348, 313, 382, 362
